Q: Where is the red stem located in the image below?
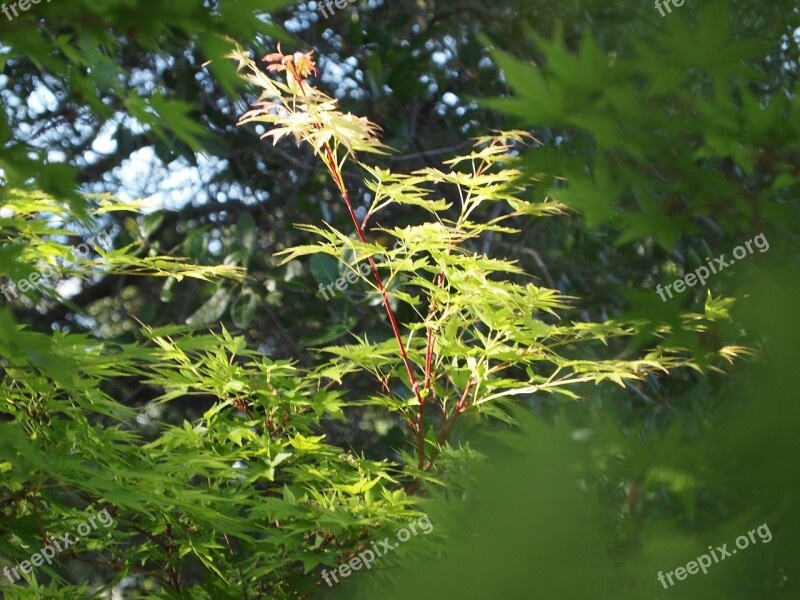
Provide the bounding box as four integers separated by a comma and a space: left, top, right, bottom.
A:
424, 378, 473, 471
322, 144, 421, 397
288, 66, 423, 409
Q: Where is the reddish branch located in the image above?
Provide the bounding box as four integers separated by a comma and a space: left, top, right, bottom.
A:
272, 51, 483, 482
283, 62, 424, 412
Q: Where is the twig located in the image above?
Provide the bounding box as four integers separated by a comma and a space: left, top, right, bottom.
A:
286, 62, 424, 408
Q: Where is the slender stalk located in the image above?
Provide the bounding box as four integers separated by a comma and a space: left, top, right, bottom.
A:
423, 268, 446, 394
419, 269, 446, 467
324, 144, 421, 398
424, 378, 473, 472
285, 64, 423, 410
406, 378, 474, 494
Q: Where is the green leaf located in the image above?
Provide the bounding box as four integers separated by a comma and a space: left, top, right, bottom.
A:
186, 287, 231, 325
231, 289, 258, 328
183, 227, 209, 261
140, 211, 164, 240
310, 253, 340, 286
232, 212, 257, 264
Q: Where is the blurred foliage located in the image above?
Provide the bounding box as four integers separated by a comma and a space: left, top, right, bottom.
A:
345, 263, 799, 600
480, 0, 800, 352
